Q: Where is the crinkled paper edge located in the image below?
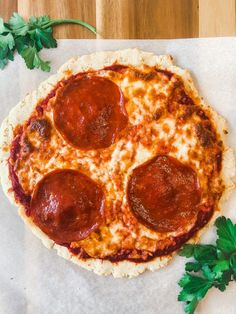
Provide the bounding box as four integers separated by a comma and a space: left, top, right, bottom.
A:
0, 48, 235, 278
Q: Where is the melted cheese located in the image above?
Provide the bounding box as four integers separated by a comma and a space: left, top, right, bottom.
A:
14, 65, 224, 260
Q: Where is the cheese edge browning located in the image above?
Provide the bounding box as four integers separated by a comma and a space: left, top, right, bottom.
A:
0, 49, 235, 278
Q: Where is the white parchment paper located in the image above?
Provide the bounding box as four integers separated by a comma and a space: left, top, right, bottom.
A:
0, 38, 236, 314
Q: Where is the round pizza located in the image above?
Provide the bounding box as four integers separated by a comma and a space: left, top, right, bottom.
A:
0, 49, 235, 278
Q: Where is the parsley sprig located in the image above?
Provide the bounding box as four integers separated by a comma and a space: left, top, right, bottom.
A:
0, 13, 96, 71
178, 216, 236, 314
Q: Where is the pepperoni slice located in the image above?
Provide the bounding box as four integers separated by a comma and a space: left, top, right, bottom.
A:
53, 76, 128, 150
30, 169, 105, 243
127, 155, 201, 233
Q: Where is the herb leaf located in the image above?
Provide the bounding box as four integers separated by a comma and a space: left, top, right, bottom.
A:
179, 244, 194, 258
178, 273, 212, 314
29, 28, 57, 50
185, 262, 202, 272
0, 18, 10, 34
0, 12, 96, 71
216, 216, 236, 254
184, 297, 198, 314
0, 33, 15, 69
15, 36, 30, 54
21, 46, 50, 72
29, 15, 51, 27
9, 12, 29, 36
230, 253, 236, 274
0, 57, 8, 69
0, 33, 15, 50
178, 216, 236, 314
178, 273, 212, 297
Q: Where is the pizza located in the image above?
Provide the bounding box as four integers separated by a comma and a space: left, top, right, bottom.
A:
0, 49, 235, 278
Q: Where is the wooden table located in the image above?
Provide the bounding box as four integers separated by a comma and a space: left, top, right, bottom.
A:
1, 0, 236, 39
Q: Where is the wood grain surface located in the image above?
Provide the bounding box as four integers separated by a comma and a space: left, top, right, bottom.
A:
0, 0, 235, 38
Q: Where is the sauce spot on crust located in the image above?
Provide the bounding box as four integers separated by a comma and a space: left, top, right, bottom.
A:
30, 169, 105, 244
196, 108, 209, 120
127, 155, 201, 233
133, 70, 156, 81
9, 163, 31, 210
216, 151, 222, 172
22, 136, 34, 155
168, 81, 194, 113
153, 108, 163, 120
103, 64, 128, 72
30, 119, 51, 139
53, 76, 128, 150
155, 69, 173, 80
195, 123, 215, 147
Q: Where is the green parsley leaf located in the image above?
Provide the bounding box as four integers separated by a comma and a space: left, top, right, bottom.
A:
201, 265, 216, 281
0, 46, 8, 60
179, 273, 191, 287
185, 262, 202, 272
213, 260, 230, 275
0, 33, 15, 50
178, 216, 236, 314
216, 217, 236, 255
0, 13, 96, 71
21, 46, 50, 72
230, 252, 236, 274
0, 47, 14, 69
0, 33, 15, 69
178, 273, 212, 314
180, 274, 212, 298
213, 269, 233, 291
9, 12, 29, 36
216, 248, 227, 260
0, 18, 9, 34
221, 269, 234, 285
7, 49, 14, 61
0, 57, 8, 69
15, 36, 31, 54
193, 245, 217, 262
179, 244, 195, 257
184, 297, 198, 314
29, 15, 50, 28
29, 28, 57, 50
180, 244, 217, 262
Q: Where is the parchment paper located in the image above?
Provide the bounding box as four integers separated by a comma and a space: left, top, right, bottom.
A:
0, 38, 236, 314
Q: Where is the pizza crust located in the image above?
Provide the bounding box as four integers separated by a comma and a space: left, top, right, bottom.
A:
0, 49, 235, 278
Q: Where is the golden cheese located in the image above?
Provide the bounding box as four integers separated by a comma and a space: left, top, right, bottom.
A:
12, 64, 224, 261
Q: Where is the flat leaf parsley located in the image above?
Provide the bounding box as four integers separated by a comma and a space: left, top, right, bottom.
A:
0, 13, 96, 71
178, 216, 236, 314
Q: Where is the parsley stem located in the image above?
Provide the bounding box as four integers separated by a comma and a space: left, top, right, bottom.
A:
42, 19, 97, 35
